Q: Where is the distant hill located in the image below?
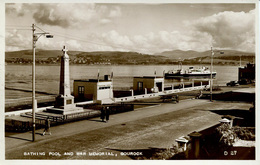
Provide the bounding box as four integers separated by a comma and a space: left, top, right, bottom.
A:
5, 49, 255, 65
5, 49, 169, 65
155, 49, 255, 59
5, 49, 82, 59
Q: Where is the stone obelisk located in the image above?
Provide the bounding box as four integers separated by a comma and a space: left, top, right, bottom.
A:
55, 45, 75, 108
47, 46, 83, 114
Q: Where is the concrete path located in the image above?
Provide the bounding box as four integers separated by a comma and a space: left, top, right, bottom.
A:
5, 99, 206, 150
5, 99, 252, 159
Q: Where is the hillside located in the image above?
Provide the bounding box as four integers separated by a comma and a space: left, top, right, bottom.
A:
5, 49, 255, 65
5, 49, 82, 59
5, 50, 169, 65
156, 49, 255, 59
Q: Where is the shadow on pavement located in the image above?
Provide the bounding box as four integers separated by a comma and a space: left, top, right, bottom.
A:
88, 119, 105, 123
209, 109, 255, 127
209, 109, 251, 118
6, 136, 31, 142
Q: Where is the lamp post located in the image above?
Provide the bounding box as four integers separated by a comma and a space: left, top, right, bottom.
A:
210, 47, 214, 102
32, 24, 53, 142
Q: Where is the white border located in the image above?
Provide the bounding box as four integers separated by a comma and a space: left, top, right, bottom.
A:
1, 1, 259, 165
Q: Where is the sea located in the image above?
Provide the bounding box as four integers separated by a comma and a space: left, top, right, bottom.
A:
5, 64, 239, 100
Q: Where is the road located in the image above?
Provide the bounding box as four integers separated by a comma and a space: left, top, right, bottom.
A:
5, 99, 251, 159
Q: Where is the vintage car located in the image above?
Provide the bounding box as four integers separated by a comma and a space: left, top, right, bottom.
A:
226, 81, 239, 86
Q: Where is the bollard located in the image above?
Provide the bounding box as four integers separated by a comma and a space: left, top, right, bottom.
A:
175, 136, 189, 152
188, 131, 202, 159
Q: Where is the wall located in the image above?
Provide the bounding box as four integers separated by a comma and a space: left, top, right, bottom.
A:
74, 80, 113, 101
74, 81, 97, 100
133, 77, 164, 92
96, 81, 113, 100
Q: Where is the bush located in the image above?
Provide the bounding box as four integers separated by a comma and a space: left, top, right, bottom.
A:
216, 123, 237, 146
216, 125, 255, 147
232, 126, 255, 140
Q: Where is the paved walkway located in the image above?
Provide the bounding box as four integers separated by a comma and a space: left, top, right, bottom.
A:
5, 99, 252, 159
5, 99, 206, 150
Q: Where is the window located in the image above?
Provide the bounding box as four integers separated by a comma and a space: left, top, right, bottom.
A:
78, 86, 84, 97
137, 82, 143, 91
66, 99, 72, 105
99, 86, 110, 90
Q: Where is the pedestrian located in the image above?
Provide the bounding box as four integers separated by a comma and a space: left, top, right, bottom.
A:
42, 117, 51, 136
105, 106, 110, 122
197, 90, 203, 99
100, 107, 105, 122
176, 95, 179, 103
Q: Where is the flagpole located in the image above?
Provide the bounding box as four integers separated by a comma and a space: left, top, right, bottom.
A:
210, 47, 214, 102
97, 69, 100, 82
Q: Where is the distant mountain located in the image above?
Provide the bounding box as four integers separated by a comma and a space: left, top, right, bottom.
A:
5, 49, 255, 65
5, 49, 82, 59
155, 49, 255, 59
5, 49, 169, 65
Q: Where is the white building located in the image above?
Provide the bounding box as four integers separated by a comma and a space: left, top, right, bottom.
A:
74, 76, 113, 103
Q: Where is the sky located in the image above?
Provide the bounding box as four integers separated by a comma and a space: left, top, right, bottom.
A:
5, 3, 256, 54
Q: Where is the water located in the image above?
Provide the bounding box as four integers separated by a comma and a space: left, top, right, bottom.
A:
5, 64, 238, 100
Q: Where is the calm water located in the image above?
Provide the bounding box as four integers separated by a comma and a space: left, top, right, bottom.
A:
5, 64, 238, 99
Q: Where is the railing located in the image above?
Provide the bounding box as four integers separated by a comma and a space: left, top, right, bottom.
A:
113, 84, 209, 103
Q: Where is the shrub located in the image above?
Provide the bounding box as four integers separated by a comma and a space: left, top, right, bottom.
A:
232, 126, 255, 140
216, 123, 237, 146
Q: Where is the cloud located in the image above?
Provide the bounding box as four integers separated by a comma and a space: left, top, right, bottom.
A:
101, 30, 134, 51
100, 19, 111, 24
5, 4, 255, 53
187, 9, 255, 52
7, 4, 122, 28
32, 4, 98, 28
108, 6, 121, 18
5, 30, 31, 51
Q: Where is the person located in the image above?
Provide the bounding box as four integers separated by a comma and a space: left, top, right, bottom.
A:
196, 90, 203, 99
42, 117, 51, 136
100, 107, 105, 122
176, 95, 179, 103
105, 106, 110, 123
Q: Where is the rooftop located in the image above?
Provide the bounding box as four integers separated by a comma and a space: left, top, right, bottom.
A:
134, 76, 164, 79
74, 79, 112, 82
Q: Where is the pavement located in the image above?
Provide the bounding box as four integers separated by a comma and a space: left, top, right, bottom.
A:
5, 98, 252, 160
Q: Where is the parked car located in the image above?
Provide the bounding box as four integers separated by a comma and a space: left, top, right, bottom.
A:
238, 79, 251, 85
226, 81, 239, 86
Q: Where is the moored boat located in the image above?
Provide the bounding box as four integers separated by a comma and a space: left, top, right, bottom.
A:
165, 66, 216, 79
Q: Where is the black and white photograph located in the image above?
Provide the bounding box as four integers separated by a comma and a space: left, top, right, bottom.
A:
1, 0, 259, 163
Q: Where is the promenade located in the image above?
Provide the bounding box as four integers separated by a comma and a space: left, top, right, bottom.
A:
5, 99, 252, 160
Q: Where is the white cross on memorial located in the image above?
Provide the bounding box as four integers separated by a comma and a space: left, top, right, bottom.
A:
62, 45, 68, 54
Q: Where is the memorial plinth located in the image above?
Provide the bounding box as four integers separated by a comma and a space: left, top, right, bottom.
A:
46, 46, 84, 115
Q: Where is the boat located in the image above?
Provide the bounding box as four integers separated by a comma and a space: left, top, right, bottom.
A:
164, 66, 217, 79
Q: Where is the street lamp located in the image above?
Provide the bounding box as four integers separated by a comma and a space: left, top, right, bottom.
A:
210, 47, 214, 102
32, 24, 53, 142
